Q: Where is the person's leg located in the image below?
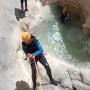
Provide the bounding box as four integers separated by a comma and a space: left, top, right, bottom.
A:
25, 0, 28, 11
39, 56, 52, 80
30, 61, 37, 90
39, 56, 58, 85
21, 0, 23, 10
64, 16, 69, 23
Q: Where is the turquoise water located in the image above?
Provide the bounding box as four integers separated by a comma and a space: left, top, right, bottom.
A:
31, 4, 90, 66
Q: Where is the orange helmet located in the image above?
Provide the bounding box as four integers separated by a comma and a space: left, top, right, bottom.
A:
22, 32, 31, 42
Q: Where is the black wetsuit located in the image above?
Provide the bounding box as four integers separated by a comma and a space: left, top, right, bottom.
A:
60, 12, 68, 23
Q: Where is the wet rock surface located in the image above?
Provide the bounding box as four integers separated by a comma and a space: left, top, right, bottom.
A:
17, 2, 90, 89
0, 0, 90, 90
18, 50, 90, 90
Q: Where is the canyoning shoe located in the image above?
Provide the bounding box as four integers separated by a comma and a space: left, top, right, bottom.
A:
33, 86, 37, 90
33, 87, 37, 90
25, 8, 28, 12
50, 79, 58, 86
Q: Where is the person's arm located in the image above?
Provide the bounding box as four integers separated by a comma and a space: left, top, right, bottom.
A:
22, 43, 28, 60
34, 40, 43, 57
22, 44, 28, 55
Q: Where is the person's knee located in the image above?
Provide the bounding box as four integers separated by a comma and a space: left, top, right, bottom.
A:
44, 62, 50, 70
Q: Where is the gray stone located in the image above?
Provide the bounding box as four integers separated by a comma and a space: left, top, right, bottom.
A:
68, 68, 81, 81
65, 88, 70, 90
59, 71, 72, 90
72, 80, 90, 90
80, 70, 90, 85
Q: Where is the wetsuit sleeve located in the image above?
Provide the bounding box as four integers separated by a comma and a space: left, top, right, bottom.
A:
22, 43, 28, 55
34, 41, 43, 57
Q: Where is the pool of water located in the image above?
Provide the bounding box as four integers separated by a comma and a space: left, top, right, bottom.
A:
30, 4, 90, 67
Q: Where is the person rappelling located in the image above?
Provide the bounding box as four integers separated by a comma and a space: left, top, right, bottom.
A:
60, 7, 69, 23
21, 32, 58, 90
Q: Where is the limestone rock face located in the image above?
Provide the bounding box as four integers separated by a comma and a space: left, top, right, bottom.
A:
72, 80, 90, 90
68, 68, 81, 81
80, 70, 90, 85
59, 71, 72, 90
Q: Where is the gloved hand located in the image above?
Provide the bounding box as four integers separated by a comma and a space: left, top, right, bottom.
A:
24, 57, 27, 60
28, 53, 35, 60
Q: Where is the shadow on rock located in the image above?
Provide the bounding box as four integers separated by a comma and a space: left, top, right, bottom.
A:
15, 8, 25, 21
73, 87, 77, 90
14, 80, 32, 90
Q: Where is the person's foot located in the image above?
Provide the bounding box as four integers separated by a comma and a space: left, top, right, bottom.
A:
25, 8, 28, 12
33, 87, 37, 90
50, 79, 58, 86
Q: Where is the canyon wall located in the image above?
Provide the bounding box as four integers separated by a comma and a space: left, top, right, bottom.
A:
48, 0, 90, 34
